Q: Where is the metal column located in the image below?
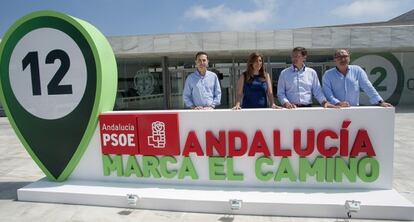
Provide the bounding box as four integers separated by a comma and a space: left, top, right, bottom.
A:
162, 56, 171, 109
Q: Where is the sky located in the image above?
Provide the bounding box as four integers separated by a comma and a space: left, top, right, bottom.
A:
1, 0, 414, 38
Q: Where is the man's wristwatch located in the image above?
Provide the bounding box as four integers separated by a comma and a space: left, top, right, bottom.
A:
378, 100, 384, 105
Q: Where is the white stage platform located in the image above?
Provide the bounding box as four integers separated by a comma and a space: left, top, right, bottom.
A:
18, 178, 414, 220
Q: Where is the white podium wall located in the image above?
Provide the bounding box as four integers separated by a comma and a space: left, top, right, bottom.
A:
71, 107, 394, 190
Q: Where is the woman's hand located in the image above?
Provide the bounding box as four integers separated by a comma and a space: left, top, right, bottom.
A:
271, 103, 282, 109
232, 104, 242, 110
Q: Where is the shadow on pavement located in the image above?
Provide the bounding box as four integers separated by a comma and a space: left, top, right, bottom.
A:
0, 182, 32, 200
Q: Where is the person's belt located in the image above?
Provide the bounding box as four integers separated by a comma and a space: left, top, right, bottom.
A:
294, 104, 312, 107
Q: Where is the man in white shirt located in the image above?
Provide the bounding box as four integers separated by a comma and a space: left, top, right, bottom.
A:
277, 47, 336, 109
183, 51, 221, 109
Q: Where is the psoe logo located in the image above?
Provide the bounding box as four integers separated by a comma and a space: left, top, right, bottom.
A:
148, 121, 166, 148
99, 113, 180, 155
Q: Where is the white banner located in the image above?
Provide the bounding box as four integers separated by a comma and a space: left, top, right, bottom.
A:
71, 107, 395, 189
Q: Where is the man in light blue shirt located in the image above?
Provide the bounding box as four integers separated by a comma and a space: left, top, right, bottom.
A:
277, 47, 335, 109
322, 49, 392, 107
183, 52, 221, 109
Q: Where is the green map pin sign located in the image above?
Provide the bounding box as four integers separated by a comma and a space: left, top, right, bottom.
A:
0, 11, 117, 181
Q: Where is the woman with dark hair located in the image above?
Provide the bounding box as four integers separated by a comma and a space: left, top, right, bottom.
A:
233, 52, 280, 109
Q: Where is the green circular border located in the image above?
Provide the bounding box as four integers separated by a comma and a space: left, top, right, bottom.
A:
0, 15, 96, 120
351, 53, 404, 105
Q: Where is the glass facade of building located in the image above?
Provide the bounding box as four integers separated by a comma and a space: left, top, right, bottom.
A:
114, 54, 339, 110
114, 50, 414, 110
